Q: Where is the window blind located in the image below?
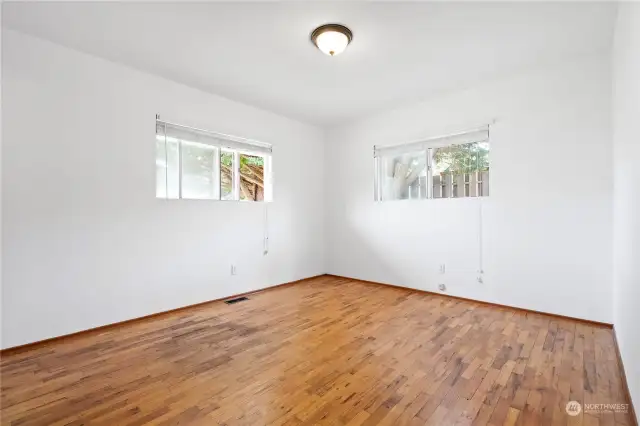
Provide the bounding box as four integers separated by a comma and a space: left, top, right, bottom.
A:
156, 120, 272, 155
374, 127, 488, 158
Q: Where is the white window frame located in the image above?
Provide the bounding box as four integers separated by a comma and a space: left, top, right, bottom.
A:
373, 127, 490, 202
156, 118, 273, 202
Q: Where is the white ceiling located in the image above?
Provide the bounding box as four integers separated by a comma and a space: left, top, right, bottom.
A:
3, 2, 616, 126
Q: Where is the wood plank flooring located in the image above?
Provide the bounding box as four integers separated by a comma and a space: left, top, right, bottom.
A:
0, 276, 634, 425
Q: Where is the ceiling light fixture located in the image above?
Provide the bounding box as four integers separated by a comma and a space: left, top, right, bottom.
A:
311, 24, 353, 56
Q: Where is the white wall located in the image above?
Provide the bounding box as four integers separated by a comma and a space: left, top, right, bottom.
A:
326, 53, 613, 323
0, 5, 3, 347
612, 2, 640, 410
1, 29, 325, 349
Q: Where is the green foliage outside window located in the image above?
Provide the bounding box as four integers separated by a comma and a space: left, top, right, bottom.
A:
433, 142, 489, 176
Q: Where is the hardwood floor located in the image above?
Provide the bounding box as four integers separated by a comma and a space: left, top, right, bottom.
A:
0, 276, 633, 425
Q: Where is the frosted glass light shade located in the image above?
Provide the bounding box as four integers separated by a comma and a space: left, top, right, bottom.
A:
316, 31, 349, 56
311, 24, 353, 56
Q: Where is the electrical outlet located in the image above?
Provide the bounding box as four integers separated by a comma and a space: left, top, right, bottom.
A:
231, 265, 237, 275
438, 283, 446, 291
439, 264, 446, 274
477, 276, 483, 284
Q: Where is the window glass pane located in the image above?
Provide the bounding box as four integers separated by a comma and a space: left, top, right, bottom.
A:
166, 140, 180, 199
379, 150, 427, 200
239, 153, 265, 201
433, 142, 489, 198
453, 143, 471, 198
181, 141, 216, 199
432, 146, 453, 198
220, 150, 234, 200
156, 137, 167, 198
156, 134, 179, 199
477, 141, 490, 196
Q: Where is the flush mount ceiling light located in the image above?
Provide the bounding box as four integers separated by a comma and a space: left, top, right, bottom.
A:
311, 24, 353, 56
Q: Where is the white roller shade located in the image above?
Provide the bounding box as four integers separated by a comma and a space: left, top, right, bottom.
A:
374, 127, 489, 158
156, 120, 272, 155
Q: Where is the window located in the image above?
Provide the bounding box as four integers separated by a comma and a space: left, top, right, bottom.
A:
156, 120, 272, 201
239, 153, 266, 201
374, 128, 489, 201
377, 150, 428, 200
220, 150, 235, 200
181, 141, 217, 200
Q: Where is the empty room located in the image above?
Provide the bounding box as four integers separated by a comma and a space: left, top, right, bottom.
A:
0, 1, 638, 425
